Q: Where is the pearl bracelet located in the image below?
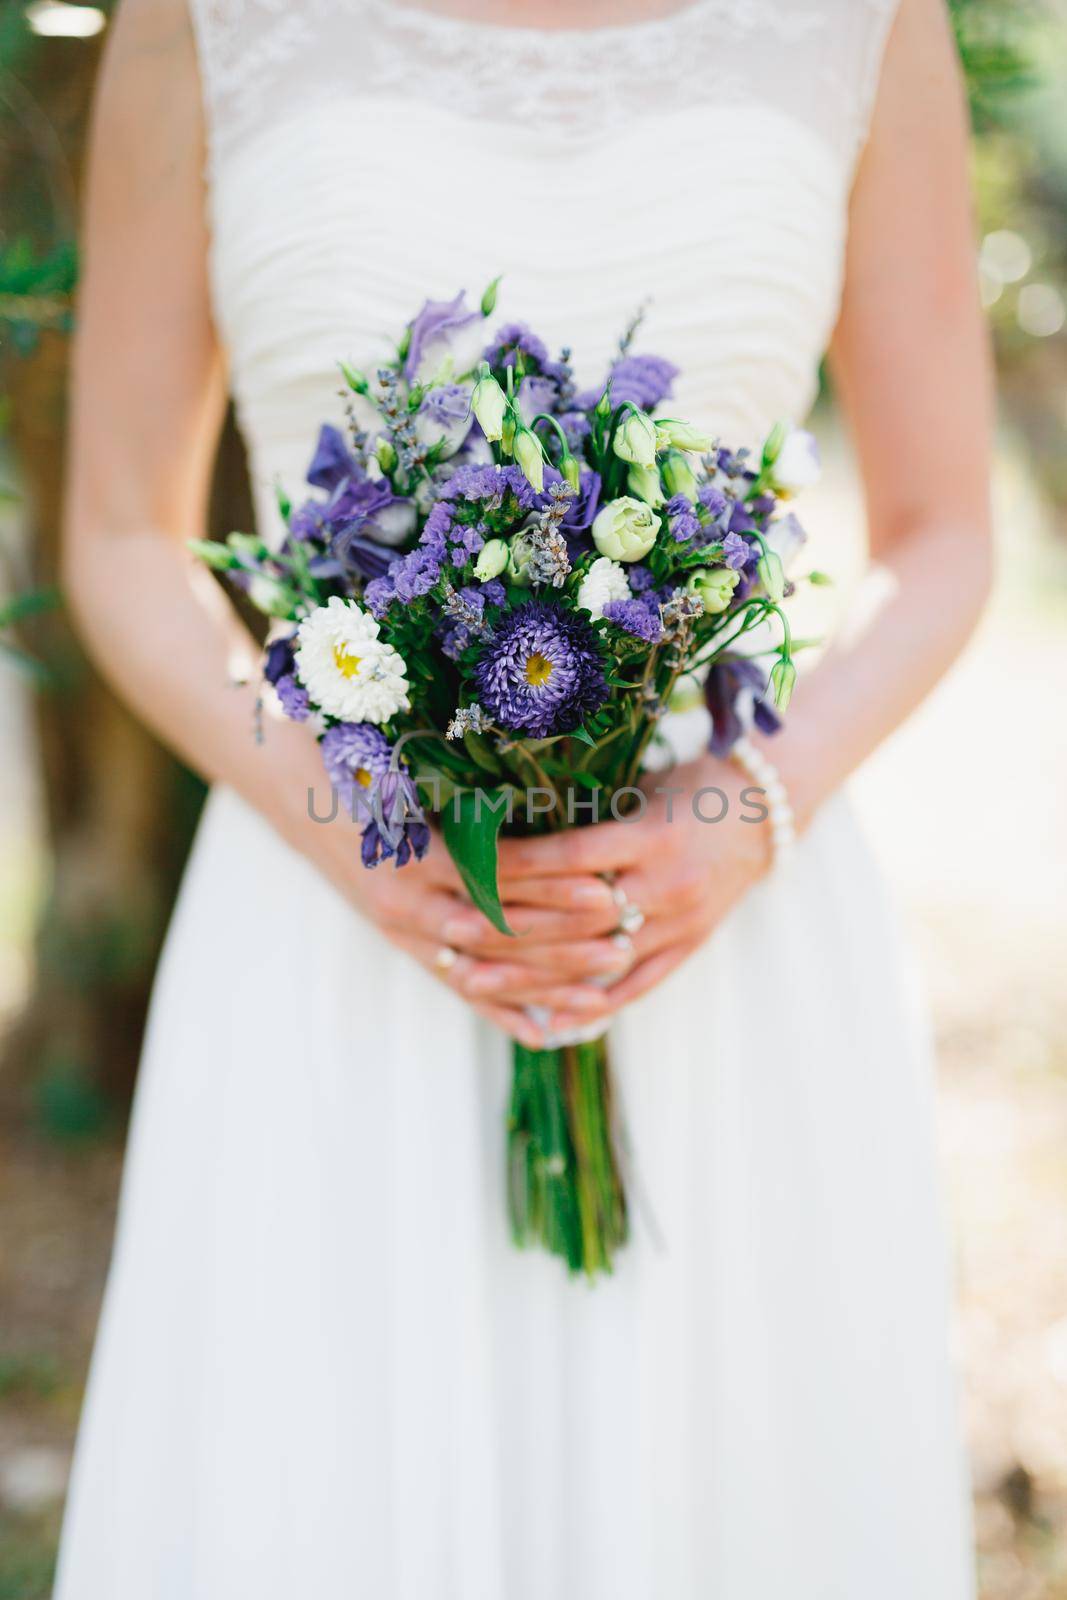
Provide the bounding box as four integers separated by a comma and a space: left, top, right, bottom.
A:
731, 736, 797, 869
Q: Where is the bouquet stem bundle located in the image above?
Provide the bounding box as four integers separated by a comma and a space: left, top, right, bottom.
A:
508, 1038, 627, 1275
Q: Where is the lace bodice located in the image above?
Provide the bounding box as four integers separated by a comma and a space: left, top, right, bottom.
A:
188, 0, 898, 545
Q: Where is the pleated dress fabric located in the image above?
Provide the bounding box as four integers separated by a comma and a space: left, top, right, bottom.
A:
54, 3, 976, 1596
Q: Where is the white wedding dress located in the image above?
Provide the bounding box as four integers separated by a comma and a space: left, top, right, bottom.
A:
55, 2, 975, 1596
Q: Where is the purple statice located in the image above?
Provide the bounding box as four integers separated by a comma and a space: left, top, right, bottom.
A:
275, 675, 310, 722
479, 578, 507, 607
722, 531, 753, 571
607, 353, 678, 410
439, 462, 537, 514
363, 574, 396, 618
628, 563, 656, 594
474, 601, 607, 738
704, 657, 781, 757
403, 291, 482, 383
559, 410, 592, 449
602, 597, 663, 644
484, 322, 549, 372
697, 482, 729, 524
665, 493, 702, 544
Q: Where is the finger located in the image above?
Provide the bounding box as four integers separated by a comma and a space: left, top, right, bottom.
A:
581, 937, 701, 1020
494, 873, 618, 915
442, 902, 621, 951
393, 934, 605, 1041
497, 820, 650, 879
611, 861, 707, 920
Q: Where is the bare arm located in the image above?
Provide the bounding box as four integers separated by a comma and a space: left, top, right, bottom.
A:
493, 0, 994, 1024
63, 0, 621, 1044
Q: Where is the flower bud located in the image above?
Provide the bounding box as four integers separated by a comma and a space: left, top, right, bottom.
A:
339, 361, 369, 394
613, 409, 658, 469
770, 656, 797, 710
480, 275, 501, 317
661, 451, 700, 502
561, 453, 581, 492
501, 413, 517, 453
769, 427, 820, 494
685, 566, 739, 615
376, 438, 397, 474
757, 549, 785, 603
594, 388, 613, 419
506, 533, 535, 586
470, 372, 508, 443
591, 496, 661, 562
474, 538, 509, 582
654, 418, 713, 453
513, 428, 545, 493
626, 463, 665, 507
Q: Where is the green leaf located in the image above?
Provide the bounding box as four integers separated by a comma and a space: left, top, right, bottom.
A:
570, 724, 598, 748
442, 787, 515, 937
186, 538, 239, 571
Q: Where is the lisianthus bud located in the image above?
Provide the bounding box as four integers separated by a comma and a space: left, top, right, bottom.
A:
655, 418, 713, 453
506, 533, 535, 586
480, 275, 501, 317
471, 373, 508, 443
592, 496, 661, 562
661, 451, 700, 502
626, 463, 665, 507
757, 549, 785, 603
513, 428, 545, 493
340, 361, 369, 395
474, 538, 509, 581
501, 413, 517, 453
561, 453, 581, 492
248, 575, 293, 618
594, 389, 613, 419
770, 656, 797, 710
613, 409, 658, 469
770, 427, 820, 494
686, 566, 739, 615
376, 438, 397, 473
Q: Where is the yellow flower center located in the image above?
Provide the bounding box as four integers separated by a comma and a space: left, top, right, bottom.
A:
524, 651, 553, 688
333, 643, 362, 679
354, 767, 372, 789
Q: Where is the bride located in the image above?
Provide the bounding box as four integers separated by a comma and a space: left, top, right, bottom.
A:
54, 0, 991, 1595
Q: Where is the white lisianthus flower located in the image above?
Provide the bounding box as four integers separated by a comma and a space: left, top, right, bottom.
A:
654, 418, 713, 453
577, 556, 631, 620
474, 538, 509, 581
762, 510, 808, 574
686, 566, 740, 615
771, 427, 821, 493
591, 496, 661, 562
294, 597, 410, 724
612, 410, 658, 469
626, 463, 665, 508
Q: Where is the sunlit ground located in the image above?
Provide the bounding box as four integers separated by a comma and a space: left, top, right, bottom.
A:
0, 417, 1065, 1596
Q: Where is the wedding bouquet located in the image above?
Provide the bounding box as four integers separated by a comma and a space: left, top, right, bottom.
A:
193, 283, 822, 1277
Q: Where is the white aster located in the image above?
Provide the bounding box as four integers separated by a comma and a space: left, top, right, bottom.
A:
294, 596, 410, 724
577, 556, 631, 620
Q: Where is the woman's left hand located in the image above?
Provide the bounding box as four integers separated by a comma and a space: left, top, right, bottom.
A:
495, 754, 774, 1031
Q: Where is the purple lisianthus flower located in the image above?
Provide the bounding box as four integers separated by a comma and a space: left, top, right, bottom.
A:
263, 634, 296, 686
602, 597, 663, 644
474, 600, 607, 737
516, 374, 559, 426
275, 675, 310, 722
404, 291, 484, 383
541, 464, 601, 533
704, 657, 781, 757
306, 424, 359, 491
415, 383, 473, 458
361, 769, 431, 870
483, 322, 549, 372
722, 531, 752, 571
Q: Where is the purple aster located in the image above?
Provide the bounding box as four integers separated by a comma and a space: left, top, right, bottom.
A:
320, 722, 393, 792
602, 597, 663, 644
483, 322, 550, 371
704, 657, 781, 757
474, 601, 607, 738
275, 675, 310, 722
722, 531, 752, 571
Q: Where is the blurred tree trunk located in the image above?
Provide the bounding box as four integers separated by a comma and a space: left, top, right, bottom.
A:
1, 27, 251, 1127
